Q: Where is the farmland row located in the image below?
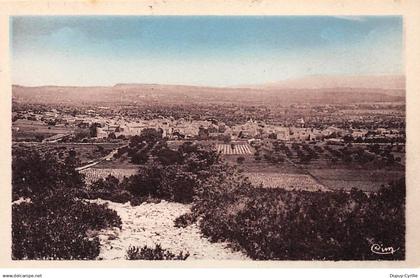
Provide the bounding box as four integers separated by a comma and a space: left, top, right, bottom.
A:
216, 143, 253, 155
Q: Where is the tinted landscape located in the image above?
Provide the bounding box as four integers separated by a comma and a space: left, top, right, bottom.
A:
11, 16, 405, 261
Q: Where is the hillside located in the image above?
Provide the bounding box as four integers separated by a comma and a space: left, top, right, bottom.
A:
246, 75, 405, 97
12, 75, 405, 106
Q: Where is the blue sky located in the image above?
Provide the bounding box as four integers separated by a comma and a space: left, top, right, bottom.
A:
11, 16, 403, 87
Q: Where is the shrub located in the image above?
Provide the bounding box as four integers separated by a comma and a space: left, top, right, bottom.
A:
156, 148, 182, 165
160, 167, 199, 203
131, 150, 149, 164
12, 147, 84, 200
12, 148, 122, 260
194, 173, 405, 260
174, 213, 196, 228
130, 196, 146, 206
124, 164, 200, 204
85, 175, 133, 204
124, 165, 163, 198
126, 244, 189, 260
12, 189, 122, 260
107, 190, 133, 203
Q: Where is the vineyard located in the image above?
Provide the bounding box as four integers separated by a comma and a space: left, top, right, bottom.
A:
244, 172, 327, 192
216, 143, 253, 155
80, 167, 138, 184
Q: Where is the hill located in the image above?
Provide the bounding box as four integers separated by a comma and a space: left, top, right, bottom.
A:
244, 75, 405, 97
12, 75, 405, 106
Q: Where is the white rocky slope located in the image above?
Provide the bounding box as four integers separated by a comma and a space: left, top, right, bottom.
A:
90, 199, 248, 260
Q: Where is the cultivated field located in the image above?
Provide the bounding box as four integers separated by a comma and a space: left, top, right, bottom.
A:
216, 143, 253, 155
13, 142, 123, 165
80, 167, 139, 184
244, 172, 327, 192
12, 119, 74, 141
308, 168, 405, 192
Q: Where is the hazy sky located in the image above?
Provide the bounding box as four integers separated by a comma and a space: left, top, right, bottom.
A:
11, 16, 403, 87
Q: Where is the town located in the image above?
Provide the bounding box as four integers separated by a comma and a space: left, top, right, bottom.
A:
12, 99, 405, 193
12, 102, 404, 144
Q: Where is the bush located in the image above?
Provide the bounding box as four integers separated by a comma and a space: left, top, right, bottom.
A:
12, 190, 122, 260
12, 147, 84, 200
124, 164, 200, 204
107, 190, 133, 203
12, 148, 122, 260
124, 165, 163, 198
174, 213, 196, 228
160, 166, 199, 203
84, 175, 133, 204
156, 148, 182, 165
126, 244, 189, 260
130, 196, 146, 206
131, 150, 149, 164
194, 173, 405, 260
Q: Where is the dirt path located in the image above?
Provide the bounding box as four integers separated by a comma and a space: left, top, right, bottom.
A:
90, 199, 248, 260
76, 144, 128, 171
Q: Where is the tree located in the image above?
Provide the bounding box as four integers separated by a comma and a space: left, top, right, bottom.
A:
89, 123, 101, 137
237, 156, 245, 164
139, 128, 162, 143
108, 132, 117, 140
131, 150, 149, 165
35, 134, 45, 142
156, 148, 182, 165
222, 135, 231, 143
74, 128, 90, 141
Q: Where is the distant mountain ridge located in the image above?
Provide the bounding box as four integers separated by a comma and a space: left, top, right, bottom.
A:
241, 74, 405, 92
13, 75, 405, 106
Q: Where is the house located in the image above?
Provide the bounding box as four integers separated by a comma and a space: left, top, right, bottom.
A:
322, 126, 347, 137
351, 129, 369, 138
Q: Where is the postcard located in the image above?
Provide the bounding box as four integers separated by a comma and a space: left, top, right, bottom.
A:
0, 0, 419, 269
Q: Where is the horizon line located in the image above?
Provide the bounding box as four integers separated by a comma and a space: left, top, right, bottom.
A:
12, 73, 405, 89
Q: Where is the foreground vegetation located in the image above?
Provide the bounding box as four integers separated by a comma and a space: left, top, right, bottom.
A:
12, 147, 122, 260
192, 173, 405, 260
89, 132, 405, 260
12, 129, 405, 260
126, 245, 189, 260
